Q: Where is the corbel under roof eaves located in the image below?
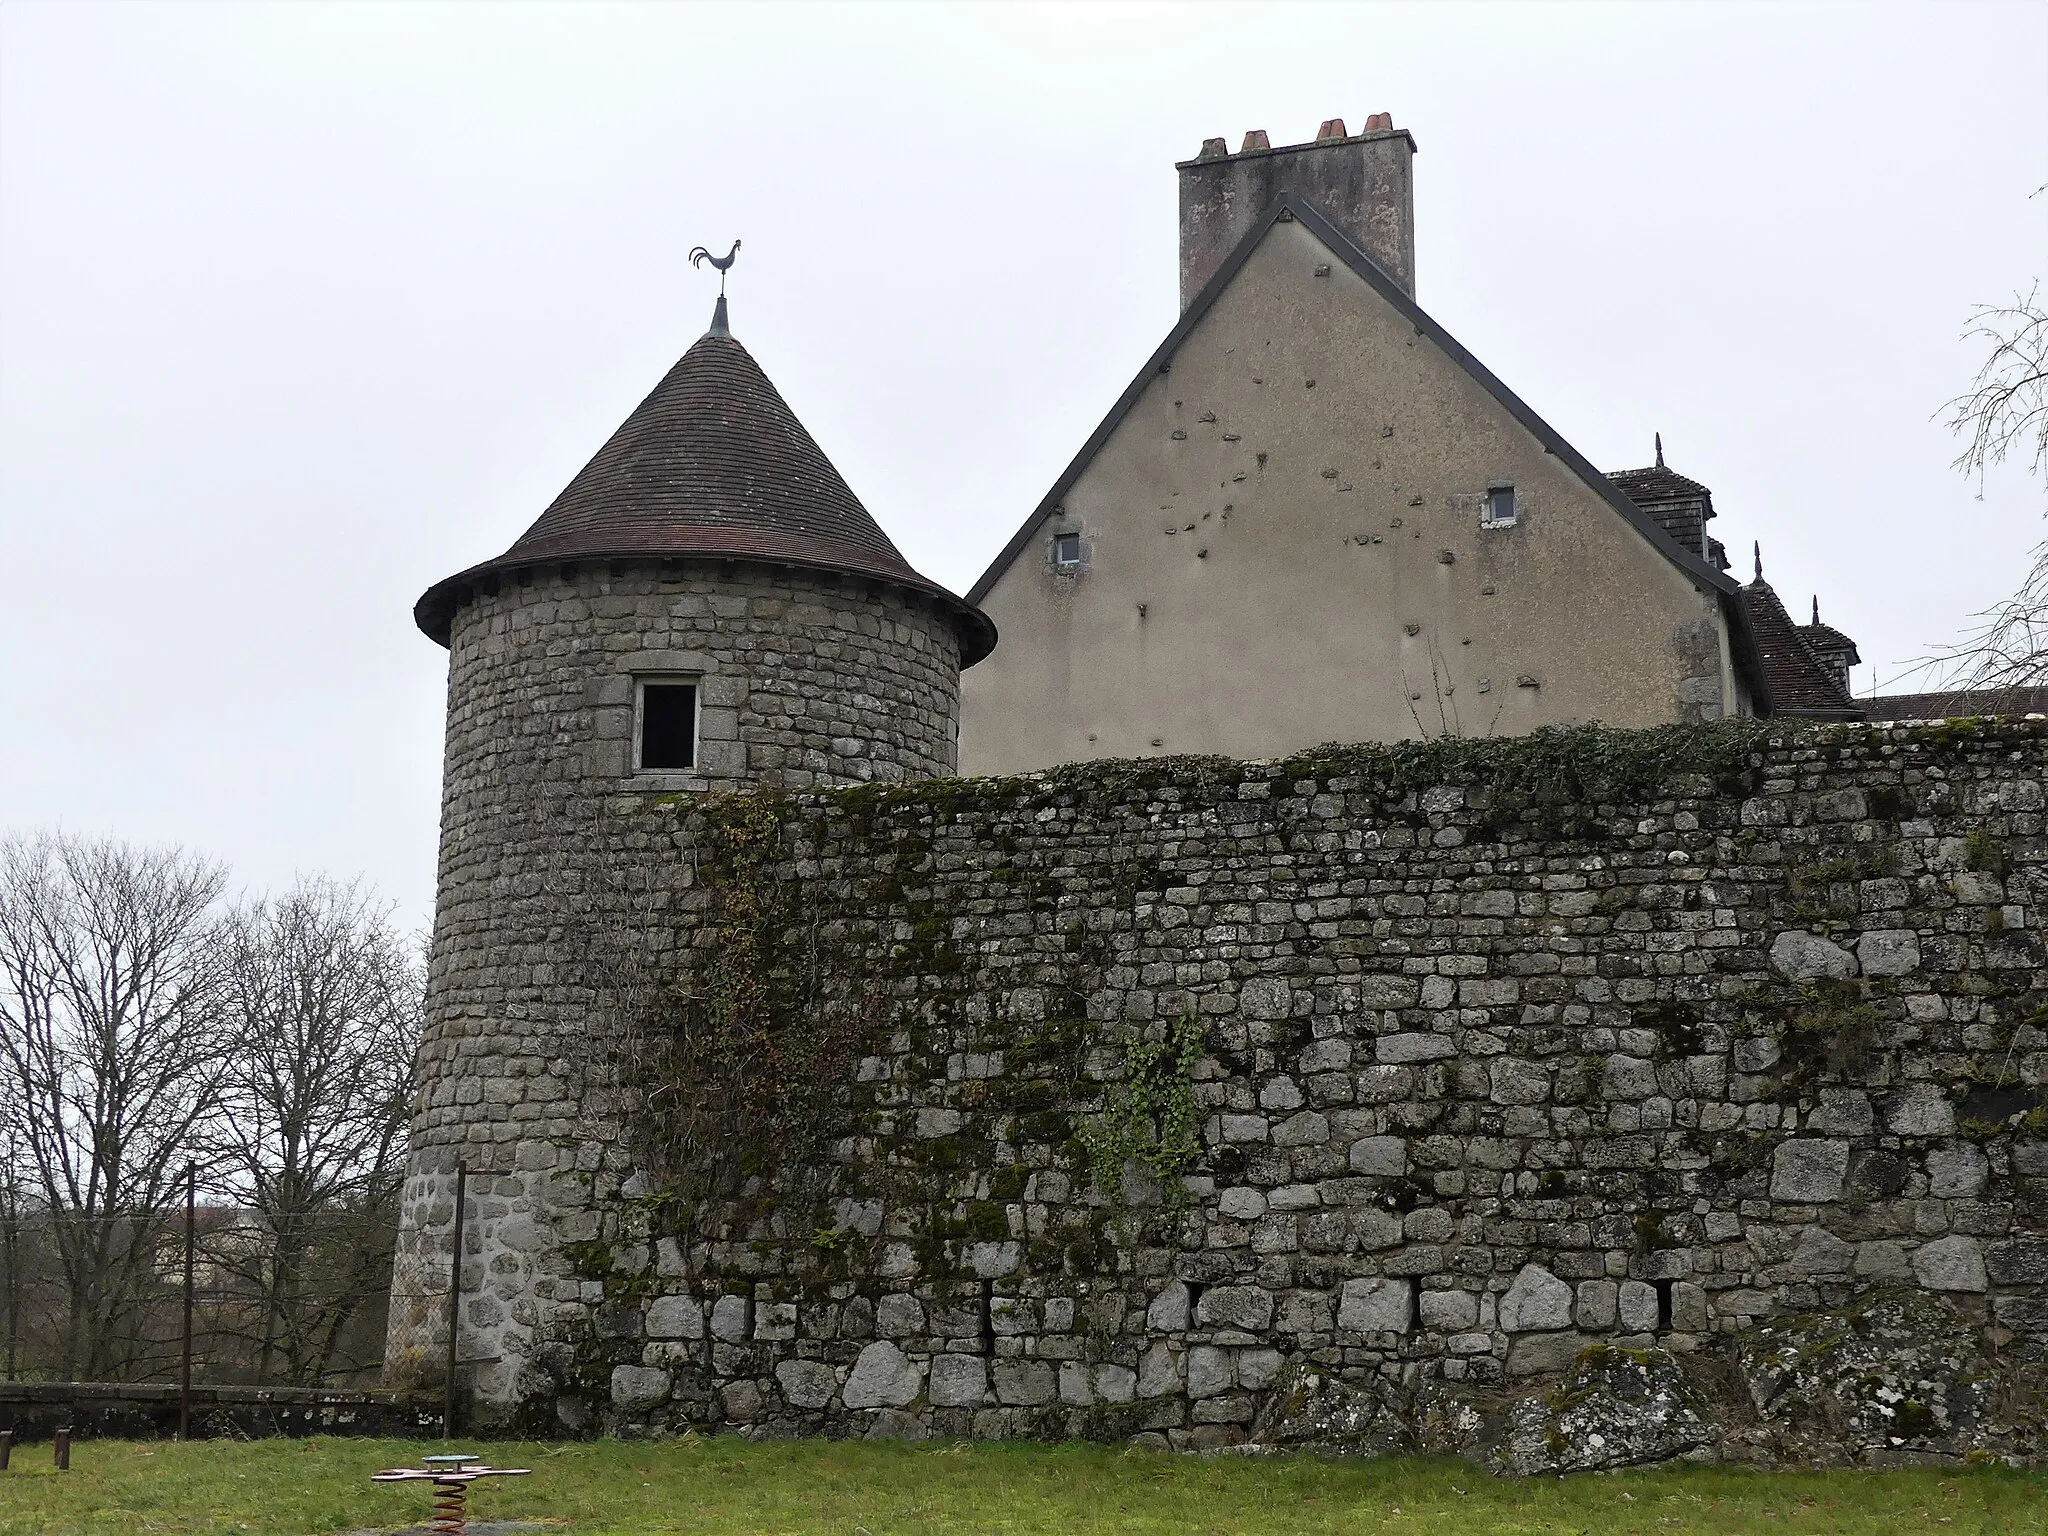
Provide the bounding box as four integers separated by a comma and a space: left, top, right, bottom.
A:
964, 194, 1744, 609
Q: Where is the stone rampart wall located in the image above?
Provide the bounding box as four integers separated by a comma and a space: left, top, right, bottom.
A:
412, 721, 2048, 1458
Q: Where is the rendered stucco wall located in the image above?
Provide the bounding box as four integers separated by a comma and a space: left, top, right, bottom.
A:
960, 218, 1735, 778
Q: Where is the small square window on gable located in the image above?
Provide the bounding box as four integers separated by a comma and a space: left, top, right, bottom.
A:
1052, 531, 1084, 568
635, 678, 698, 772
1483, 485, 1517, 528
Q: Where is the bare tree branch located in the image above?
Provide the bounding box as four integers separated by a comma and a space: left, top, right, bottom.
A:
212, 876, 422, 1384
0, 831, 229, 1379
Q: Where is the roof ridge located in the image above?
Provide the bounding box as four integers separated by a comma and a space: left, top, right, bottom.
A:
964, 192, 1741, 607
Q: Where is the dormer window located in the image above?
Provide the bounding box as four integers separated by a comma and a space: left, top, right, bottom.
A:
1482, 485, 1517, 528
1053, 532, 1084, 567
635, 678, 699, 771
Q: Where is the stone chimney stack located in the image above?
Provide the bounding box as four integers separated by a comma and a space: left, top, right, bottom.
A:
1176, 115, 1417, 309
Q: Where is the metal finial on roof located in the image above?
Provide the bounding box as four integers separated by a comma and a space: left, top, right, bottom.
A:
691, 240, 740, 337
1754, 541, 1763, 582
1812, 596, 1820, 625
1655, 432, 1664, 469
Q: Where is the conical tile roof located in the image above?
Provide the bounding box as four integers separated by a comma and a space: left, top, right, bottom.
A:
416, 301, 994, 662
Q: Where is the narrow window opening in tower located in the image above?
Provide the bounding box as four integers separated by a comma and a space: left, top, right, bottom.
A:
637, 681, 699, 771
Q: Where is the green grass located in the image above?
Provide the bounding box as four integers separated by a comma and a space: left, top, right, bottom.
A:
0, 1436, 2040, 1535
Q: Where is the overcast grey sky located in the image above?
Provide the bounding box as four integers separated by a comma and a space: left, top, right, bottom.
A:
2, 0, 2043, 932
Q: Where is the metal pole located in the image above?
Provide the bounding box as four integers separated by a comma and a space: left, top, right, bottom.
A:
442, 1162, 466, 1442
179, 1162, 195, 1442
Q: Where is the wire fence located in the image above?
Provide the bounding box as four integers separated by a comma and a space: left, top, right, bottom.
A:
0, 1174, 409, 1402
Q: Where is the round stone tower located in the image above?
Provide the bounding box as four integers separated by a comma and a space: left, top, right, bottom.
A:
384, 292, 994, 1417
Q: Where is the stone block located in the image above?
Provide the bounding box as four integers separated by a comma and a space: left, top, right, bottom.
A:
1771, 1139, 1849, 1203
1196, 1285, 1273, 1332
1377, 1033, 1456, 1064
645, 1295, 704, 1339
993, 1360, 1057, 1406
610, 1364, 670, 1413
1272, 1110, 1331, 1147
1927, 1142, 1989, 1199
843, 1341, 922, 1409
710, 1294, 752, 1343
1986, 1235, 2048, 1286
928, 1353, 988, 1408
1499, 1265, 1573, 1333
1358, 975, 1421, 1008
1770, 929, 1857, 981
1240, 977, 1292, 1019
1348, 1136, 1407, 1176
1854, 1240, 1913, 1279
1886, 1083, 1956, 1138
1507, 1330, 1586, 1377
1237, 1347, 1284, 1390
1137, 1341, 1181, 1398
1856, 929, 1922, 977
1488, 1058, 1550, 1106
1912, 1234, 1987, 1292
1618, 1280, 1659, 1333
1789, 1225, 1855, 1275
1094, 1363, 1137, 1403
1600, 1055, 1659, 1101
1339, 1277, 1414, 1334
877, 1294, 926, 1337
1573, 1280, 1619, 1330
775, 1359, 837, 1410
1808, 1089, 1874, 1137
1421, 1287, 1479, 1331
1187, 1345, 1235, 1399
1218, 1187, 1268, 1220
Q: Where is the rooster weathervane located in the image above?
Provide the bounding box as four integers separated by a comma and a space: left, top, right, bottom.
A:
689, 239, 742, 295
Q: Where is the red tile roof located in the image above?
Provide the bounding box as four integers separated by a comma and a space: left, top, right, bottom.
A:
416, 306, 994, 662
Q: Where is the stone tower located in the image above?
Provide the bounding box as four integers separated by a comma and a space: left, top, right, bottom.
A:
384, 291, 994, 1417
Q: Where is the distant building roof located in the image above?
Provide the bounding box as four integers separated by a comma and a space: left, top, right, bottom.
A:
1865, 686, 2048, 721
416, 298, 995, 662
1740, 569, 1860, 717
1607, 452, 1727, 570
1799, 597, 1861, 668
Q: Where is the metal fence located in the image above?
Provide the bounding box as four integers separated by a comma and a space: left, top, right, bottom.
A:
0, 1165, 409, 1435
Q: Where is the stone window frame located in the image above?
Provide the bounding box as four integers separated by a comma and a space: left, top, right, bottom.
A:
633, 673, 701, 776
1481, 482, 1518, 529
1050, 526, 1089, 572
602, 649, 728, 789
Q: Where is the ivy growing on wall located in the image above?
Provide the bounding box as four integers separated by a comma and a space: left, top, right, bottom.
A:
1079, 1011, 1208, 1212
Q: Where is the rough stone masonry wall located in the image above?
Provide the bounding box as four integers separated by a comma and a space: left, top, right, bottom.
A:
423, 721, 2048, 1450
383, 560, 962, 1390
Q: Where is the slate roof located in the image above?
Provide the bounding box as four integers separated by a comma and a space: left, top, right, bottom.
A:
1740, 576, 1860, 716
1606, 464, 1725, 568
1801, 603, 1861, 666
416, 299, 995, 662
1865, 687, 2048, 721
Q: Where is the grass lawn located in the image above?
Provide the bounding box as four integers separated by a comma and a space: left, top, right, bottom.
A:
0, 1436, 2040, 1536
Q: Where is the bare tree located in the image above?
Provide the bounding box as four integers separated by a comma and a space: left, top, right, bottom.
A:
1933, 269, 2048, 692
211, 877, 421, 1385
0, 831, 230, 1379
